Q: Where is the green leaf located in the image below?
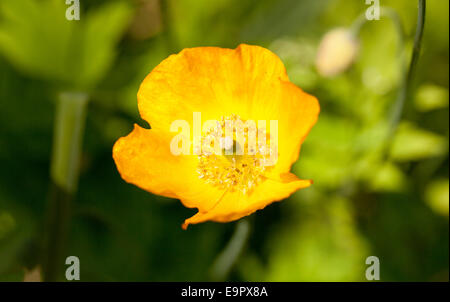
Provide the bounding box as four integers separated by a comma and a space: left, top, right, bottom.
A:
390, 122, 448, 161
0, 0, 133, 90
414, 84, 449, 112
0, 0, 73, 83
75, 1, 134, 88
368, 161, 407, 192
425, 179, 449, 216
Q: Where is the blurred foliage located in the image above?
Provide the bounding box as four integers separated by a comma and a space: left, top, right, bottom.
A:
0, 0, 448, 281
0, 0, 133, 90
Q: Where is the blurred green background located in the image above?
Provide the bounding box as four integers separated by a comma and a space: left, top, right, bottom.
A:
0, 0, 448, 281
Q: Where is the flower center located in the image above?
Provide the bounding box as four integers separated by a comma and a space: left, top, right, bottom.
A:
197, 115, 276, 195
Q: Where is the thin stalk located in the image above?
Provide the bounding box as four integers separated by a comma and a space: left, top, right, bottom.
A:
385, 0, 426, 146
42, 92, 88, 281
210, 219, 251, 281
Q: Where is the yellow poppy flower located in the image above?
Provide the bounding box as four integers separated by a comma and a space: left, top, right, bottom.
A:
113, 44, 320, 229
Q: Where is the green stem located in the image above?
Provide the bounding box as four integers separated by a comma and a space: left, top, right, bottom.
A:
385, 0, 426, 145
210, 219, 251, 281
50, 92, 89, 193
42, 92, 88, 281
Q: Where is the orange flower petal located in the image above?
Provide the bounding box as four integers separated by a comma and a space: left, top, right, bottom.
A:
113, 124, 224, 210
182, 173, 312, 229
273, 81, 320, 173
137, 44, 289, 132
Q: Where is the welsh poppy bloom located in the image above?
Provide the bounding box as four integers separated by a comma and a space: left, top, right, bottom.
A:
113, 44, 320, 229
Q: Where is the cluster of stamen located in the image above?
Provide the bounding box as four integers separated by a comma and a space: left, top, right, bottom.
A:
197, 115, 277, 195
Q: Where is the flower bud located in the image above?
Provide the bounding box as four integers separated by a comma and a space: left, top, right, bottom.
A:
315, 28, 359, 77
